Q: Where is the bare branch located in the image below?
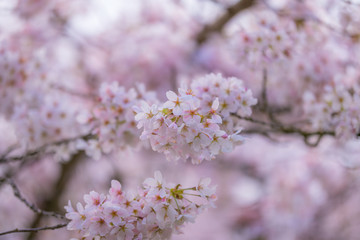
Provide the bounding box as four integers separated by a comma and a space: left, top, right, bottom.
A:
0, 177, 6, 185
0, 223, 67, 236
260, 68, 268, 112
6, 178, 67, 220
242, 128, 280, 143
303, 134, 325, 147
0, 134, 93, 164
196, 0, 257, 44
257, 68, 284, 125
233, 114, 335, 146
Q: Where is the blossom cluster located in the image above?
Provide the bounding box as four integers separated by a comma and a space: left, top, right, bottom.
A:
12, 95, 83, 151
233, 17, 296, 66
135, 73, 257, 164
303, 83, 360, 139
0, 46, 87, 153
77, 82, 158, 160
0, 47, 46, 117
65, 171, 216, 240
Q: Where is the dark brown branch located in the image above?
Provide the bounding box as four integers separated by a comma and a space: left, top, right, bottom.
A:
260, 68, 268, 112
6, 178, 66, 220
233, 114, 335, 146
0, 223, 67, 236
0, 177, 6, 185
242, 128, 280, 143
196, 0, 257, 44
0, 134, 93, 164
258, 68, 284, 125
235, 115, 277, 128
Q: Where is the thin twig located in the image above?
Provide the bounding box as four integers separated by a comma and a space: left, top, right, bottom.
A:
27, 151, 85, 240
50, 83, 96, 99
0, 177, 6, 184
258, 68, 282, 124
0, 144, 19, 158
242, 128, 280, 143
6, 178, 67, 220
0, 223, 67, 236
196, 0, 257, 44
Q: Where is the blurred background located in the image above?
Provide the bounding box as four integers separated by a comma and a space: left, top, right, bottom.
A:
1, 0, 360, 239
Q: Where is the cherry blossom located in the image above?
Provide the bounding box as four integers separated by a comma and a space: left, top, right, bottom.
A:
1, 1, 360, 240
303, 82, 360, 140
78, 82, 158, 159
135, 73, 257, 164
65, 171, 216, 240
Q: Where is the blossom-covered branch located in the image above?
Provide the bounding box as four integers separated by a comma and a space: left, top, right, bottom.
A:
65, 171, 216, 240
135, 73, 257, 163
76, 83, 158, 160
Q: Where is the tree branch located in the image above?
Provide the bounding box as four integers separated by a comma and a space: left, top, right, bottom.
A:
6, 178, 66, 220
233, 114, 335, 146
196, 0, 257, 44
260, 68, 268, 112
0, 134, 93, 164
0, 223, 67, 236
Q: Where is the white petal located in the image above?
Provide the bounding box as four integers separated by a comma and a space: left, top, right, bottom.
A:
173, 106, 183, 116
166, 91, 178, 101
211, 98, 219, 110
